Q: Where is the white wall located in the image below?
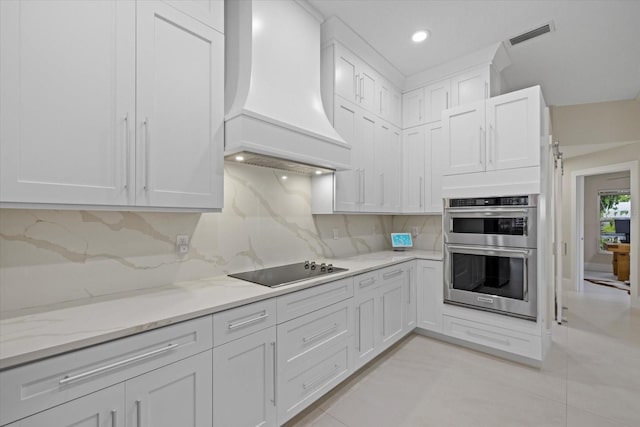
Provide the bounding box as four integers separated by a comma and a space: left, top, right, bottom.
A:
583, 172, 630, 271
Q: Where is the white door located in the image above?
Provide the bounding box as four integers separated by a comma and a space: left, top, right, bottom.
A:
426, 122, 444, 213
417, 260, 444, 332
136, 1, 223, 209
359, 111, 378, 212
389, 88, 402, 128
125, 350, 213, 427
375, 123, 391, 211
354, 291, 377, 369
358, 68, 377, 113
388, 126, 403, 212
379, 272, 405, 350
443, 101, 486, 175
450, 67, 489, 107
334, 47, 358, 104
486, 87, 540, 171
425, 79, 451, 123
377, 80, 390, 118
0, 0, 135, 206
213, 328, 277, 427
402, 264, 417, 332
402, 126, 426, 213
402, 88, 425, 129
6, 384, 124, 427
333, 101, 360, 212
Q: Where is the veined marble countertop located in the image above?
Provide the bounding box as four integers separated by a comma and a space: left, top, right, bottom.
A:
0, 250, 441, 370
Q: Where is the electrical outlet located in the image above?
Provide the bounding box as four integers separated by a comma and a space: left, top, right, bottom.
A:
411, 227, 419, 237
333, 228, 339, 240
176, 235, 190, 254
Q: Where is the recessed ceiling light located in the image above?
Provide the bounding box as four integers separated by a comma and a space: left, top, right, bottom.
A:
315, 170, 323, 175
412, 30, 430, 43
281, 175, 288, 180
235, 155, 244, 161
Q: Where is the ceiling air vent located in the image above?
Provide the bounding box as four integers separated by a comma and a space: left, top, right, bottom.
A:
508, 21, 555, 46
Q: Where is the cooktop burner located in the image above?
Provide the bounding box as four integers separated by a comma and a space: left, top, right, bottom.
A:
229, 261, 348, 288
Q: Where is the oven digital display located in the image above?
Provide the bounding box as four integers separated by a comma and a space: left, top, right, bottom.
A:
452, 217, 527, 236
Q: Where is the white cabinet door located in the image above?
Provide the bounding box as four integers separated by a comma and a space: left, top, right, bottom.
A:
6, 384, 125, 427
334, 47, 359, 104
354, 290, 377, 369
359, 111, 378, 212
402, 263, 417, 333
443, 101, 486, 175
125, 350, 213, 427
425, 79, 451, 123
359, 69, 377, 113
389, 88, 402, 128
377, 79, 391, 119
213, 328, 276, 427
486, 87, 540, 171
333, 101, 360, 212
164, 0, 224, 33
387, 126, 403, 212
450, 67, 489, 107
402, 126, 426, 213
402, 87, 425, 128
0, 0, 135, 206
136, 1, 223, 209
417, 260, 444, 333
379, 269, 405, 350
425, 122, 444, 213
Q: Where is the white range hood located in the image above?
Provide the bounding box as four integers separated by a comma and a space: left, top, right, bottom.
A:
224, 0, 351, 173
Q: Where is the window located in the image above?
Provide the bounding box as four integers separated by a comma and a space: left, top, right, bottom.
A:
599, 190, 631, 251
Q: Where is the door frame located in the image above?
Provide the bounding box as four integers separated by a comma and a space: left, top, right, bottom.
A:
570, 160, 639, 307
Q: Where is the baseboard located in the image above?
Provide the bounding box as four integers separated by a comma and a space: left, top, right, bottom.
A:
584, 263, 612, 273
414, 327, 542, 368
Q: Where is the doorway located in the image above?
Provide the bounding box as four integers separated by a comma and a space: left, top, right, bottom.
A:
570, 161, 639, 307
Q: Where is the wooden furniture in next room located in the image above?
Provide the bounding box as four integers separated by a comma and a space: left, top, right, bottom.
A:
606, 243, 631, 282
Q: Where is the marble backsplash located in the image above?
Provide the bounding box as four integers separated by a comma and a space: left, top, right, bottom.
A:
0, 163, 441, 315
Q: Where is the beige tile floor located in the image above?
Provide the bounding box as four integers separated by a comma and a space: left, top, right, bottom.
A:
285, 279, 639, 427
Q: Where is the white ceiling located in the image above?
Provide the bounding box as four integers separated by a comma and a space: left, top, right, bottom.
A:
308, 0, 640, 106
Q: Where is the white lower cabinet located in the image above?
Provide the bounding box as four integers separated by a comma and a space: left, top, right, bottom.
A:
213, 328, 276, 427
125, 350, 213, 427
417, 260, 444, 333
378, 268, 406, 350
5, 384, 125, 427
354, 288, 377, 368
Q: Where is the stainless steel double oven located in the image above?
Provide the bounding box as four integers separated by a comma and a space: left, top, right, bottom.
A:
443, 195, 538, 321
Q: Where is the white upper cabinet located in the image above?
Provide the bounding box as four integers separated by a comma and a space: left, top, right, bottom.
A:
442, 101, 486, 175
333, 101, 361, 212
0, 0, 135, 206
486, 86, 541, 171
402, 87, 425, 129
136, 1, 223, 209
424, 79, 451, 123
375, 122, 401, 212
0, 0, 224, 211
332, 44, 378, 113
401, 126, 426, 213
425, 122, 445, 213
376, 78, 402, 127
450, 67, 490, 107
443, 86, 543, 178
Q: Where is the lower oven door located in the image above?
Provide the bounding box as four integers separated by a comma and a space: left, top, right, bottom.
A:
444, 244, 537, 320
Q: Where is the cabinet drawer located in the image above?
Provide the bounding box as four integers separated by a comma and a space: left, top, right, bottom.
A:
442, 315, 541, 358
278, 340, 352, 424
353, 270, 381, 295
278, 299, 352, 372
0, 316, 212, 426
213, 298, 276, 346
277, 278, 353, 323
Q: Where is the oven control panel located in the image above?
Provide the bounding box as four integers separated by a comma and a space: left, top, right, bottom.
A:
448, 195, 532, 208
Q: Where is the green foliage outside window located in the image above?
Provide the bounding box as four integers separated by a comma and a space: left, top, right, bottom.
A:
599, 193, 631, 250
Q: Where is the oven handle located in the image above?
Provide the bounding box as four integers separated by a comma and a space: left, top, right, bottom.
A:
445, 244, 532, 257
445, 208, 530, 216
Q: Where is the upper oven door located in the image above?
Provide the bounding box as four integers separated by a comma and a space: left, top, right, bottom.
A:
444, 207, 537, 248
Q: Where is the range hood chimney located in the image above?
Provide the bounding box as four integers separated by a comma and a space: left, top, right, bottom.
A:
224, 0, 351, 173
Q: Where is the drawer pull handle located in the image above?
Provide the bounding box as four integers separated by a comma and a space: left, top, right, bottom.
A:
466, 330, 510, 346
271, 342, 277, 406
112, 409, 117, 427
136, 400, 142, 427
359, 277, 376, 288
303, 364, 340, 391
59, 344, 179, 385
228, 312, 269, 330
383, 269, 403, 280
303, 323, 339, 344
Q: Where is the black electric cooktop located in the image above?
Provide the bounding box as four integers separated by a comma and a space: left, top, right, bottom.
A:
229, 261, 347, 288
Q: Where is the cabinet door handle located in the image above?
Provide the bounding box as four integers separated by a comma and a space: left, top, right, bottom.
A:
228, 312, 268, 330
136, 400, 142, 427
303, 323, 338, 343
111, 409, 117, 427
355, 307, 360, 351
59, 344, 178, 385
419, 176, 423, 208
360, 76, 365, 101
354, 73, 359, 100
446, 91, 449, 109
123, 114, 130, 190
383, 269, 403, 280
303, 364, 340, 390
270, 341, 277, 406
484, 81, 488, 99
143, 118, 150, 191
380, 173, 384, 206
489, 124, 494, 166
359, 277, 376, 288
418, 99, 423, 121
479, 126, 484, 167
